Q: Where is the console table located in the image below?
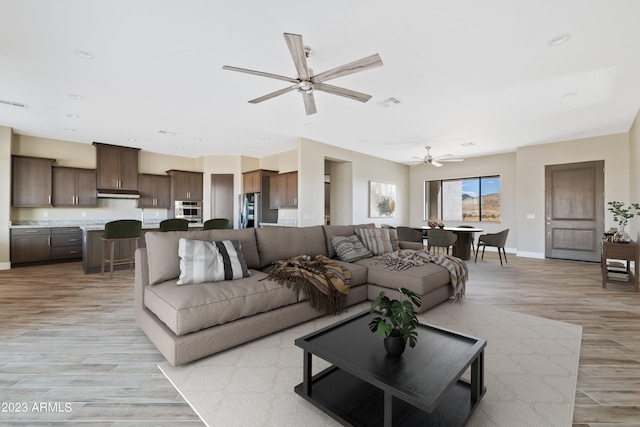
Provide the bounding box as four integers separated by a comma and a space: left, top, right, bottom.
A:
601, 240, 639, 293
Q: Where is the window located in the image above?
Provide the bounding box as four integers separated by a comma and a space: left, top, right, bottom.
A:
424, 176, 500, 222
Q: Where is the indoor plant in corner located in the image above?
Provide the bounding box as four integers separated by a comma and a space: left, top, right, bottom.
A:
369, 287, 422, 356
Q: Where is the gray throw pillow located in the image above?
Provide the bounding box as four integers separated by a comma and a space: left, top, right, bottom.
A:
331, 235, 373, 262
177, 238, 250, 285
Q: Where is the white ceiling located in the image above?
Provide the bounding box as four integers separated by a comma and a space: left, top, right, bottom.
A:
1, 0, 640, 164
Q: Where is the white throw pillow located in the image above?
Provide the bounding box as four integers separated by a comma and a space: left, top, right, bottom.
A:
177, 238, 250, 285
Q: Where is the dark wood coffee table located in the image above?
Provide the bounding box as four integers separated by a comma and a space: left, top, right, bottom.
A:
294, 311, 487, 426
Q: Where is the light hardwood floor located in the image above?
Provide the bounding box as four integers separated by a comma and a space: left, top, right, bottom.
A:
0, 254, 638, 426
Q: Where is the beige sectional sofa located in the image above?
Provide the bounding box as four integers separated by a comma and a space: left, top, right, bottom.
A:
134, 224, 454, 366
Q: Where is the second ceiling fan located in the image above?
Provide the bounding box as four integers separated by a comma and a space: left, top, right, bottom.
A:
222, 33, 383, 115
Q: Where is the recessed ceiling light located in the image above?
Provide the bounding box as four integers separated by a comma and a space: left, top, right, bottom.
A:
66, 114, 79, 119
573, 132, 584, 137
68, 94, 84, 100
377, 97, 402, 108
126, 138, 136, 142
193, 137, 202, 141
262, 138, 271, 142
304, 123, 314, 127
548, 33, 571, 46
561, 92, 578, 98
157, 130, 176, 136
460, 142, 475, 147
64, 128, 76, 132
177, 146, 185, 150
74, 49, 95, 59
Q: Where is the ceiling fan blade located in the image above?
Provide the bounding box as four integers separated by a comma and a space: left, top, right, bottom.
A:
248, 85, 297, 104
222, 65, 298, 84
302, 92, 317, 115
431, 160, 443, 167
439, 158, 464, 162
284, 33, 310, 81
311, 53, 383, 83
314, 83, 372, 103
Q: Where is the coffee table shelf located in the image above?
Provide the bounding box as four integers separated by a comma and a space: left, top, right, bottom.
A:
294, 311, 486, 427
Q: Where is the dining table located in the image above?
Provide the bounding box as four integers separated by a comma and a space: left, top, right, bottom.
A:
414, 226, 484, 260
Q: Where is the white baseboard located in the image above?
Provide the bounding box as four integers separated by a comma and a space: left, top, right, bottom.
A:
515, 251, 545, 259
0, 262, 11, 270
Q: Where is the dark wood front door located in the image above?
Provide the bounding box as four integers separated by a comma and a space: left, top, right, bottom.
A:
545, 160, 604, 262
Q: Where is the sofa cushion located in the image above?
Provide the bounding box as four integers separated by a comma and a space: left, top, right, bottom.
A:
177, 239, 250, 285
144, 270, 299, 336
255, 226, 328, 268
331, 235, 373, 262
353, 258, 451, 295
355, 228, 398, 255
323, 223, 375, 258
145, 229, 260, 285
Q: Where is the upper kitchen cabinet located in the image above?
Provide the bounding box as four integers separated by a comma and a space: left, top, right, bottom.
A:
166, 170, 204, 201
138, 174, 171, 208
12, 155, 55, 207
269, 171, 298, 209
243, 170, 261, 193
52, 167, 97, 207
93, 142, 140, 192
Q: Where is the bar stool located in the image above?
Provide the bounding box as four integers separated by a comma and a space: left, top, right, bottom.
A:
101, 220, 142, 279
159, 218, 189, 232
203, 218, 230, 230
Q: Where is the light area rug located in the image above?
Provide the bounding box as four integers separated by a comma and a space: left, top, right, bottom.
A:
159, 301, 582, 427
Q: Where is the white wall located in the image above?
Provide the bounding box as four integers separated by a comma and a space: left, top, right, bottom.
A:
298, 138, 410, 227
410, 152, 518, 250
516, 133, 629, 258
0, 126, 12, 269
629, 109, 640, 241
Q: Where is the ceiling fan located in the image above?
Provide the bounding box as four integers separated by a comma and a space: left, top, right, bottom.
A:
413, 146, 464, 167
222, 32, 383, 115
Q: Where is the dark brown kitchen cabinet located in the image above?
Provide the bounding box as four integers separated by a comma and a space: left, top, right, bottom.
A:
52, 167, 97, 207
93, 142, 140, 191
12, 156, 54, 207
11, 227, 83, 265
269, 171, 298, 208
51, 227, 83, 260
166, 170, 203, 201
138, 174, 171, 208
11, 228, 52, 264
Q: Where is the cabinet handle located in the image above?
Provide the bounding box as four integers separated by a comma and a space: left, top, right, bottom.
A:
48, 195, 51, 204
25, 230, 40, 233
48, 237, 51, 246
69, 238, 80, 242
69, 251, 81, 254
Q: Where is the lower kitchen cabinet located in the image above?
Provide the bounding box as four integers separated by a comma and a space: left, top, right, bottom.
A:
10, 227, 82, 265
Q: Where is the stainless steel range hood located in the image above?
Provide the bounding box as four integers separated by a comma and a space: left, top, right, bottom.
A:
96, 189, 140, 199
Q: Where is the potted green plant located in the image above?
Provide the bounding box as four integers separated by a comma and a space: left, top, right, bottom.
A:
607, 201, 640, 242
369, 287, 422, 356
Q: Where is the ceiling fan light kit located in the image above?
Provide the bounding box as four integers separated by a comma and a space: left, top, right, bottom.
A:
412, 146, 464, 167
223, 32, 383, 115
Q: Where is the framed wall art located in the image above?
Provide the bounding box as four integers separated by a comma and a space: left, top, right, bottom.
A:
369, 181, 396, 218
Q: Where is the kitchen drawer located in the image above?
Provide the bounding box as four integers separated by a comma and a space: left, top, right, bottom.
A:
51, 246, 82, 260
52, 227, 81, 235
11, 227, 52, 236
51, 233, 83, 247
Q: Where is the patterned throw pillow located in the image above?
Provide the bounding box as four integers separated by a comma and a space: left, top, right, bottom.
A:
355, 228, 395, 255
177, 239, 250, 285
331, 235, 373, 262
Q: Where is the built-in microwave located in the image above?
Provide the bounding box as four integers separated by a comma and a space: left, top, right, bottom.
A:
175, 201, 202, 223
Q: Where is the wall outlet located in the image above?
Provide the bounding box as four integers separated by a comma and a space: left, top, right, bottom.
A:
82, 211, 87, 217
156, 212, 160, 217
43, 211, 48, 218
527, 213, 535, 219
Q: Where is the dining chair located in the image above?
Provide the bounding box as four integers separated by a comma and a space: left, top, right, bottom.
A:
101, 220, 142, 279
396, 226, 424, 243
159, 218, 189, 232
475, 229, 510, 265
426, 228, 457, 255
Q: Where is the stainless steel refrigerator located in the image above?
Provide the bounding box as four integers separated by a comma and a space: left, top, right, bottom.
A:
240, 193, 260, 228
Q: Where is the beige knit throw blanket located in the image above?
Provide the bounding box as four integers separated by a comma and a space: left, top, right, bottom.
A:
373, 249, 468, 303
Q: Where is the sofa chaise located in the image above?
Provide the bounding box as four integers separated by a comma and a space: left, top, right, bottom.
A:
135, 224, 456, 366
